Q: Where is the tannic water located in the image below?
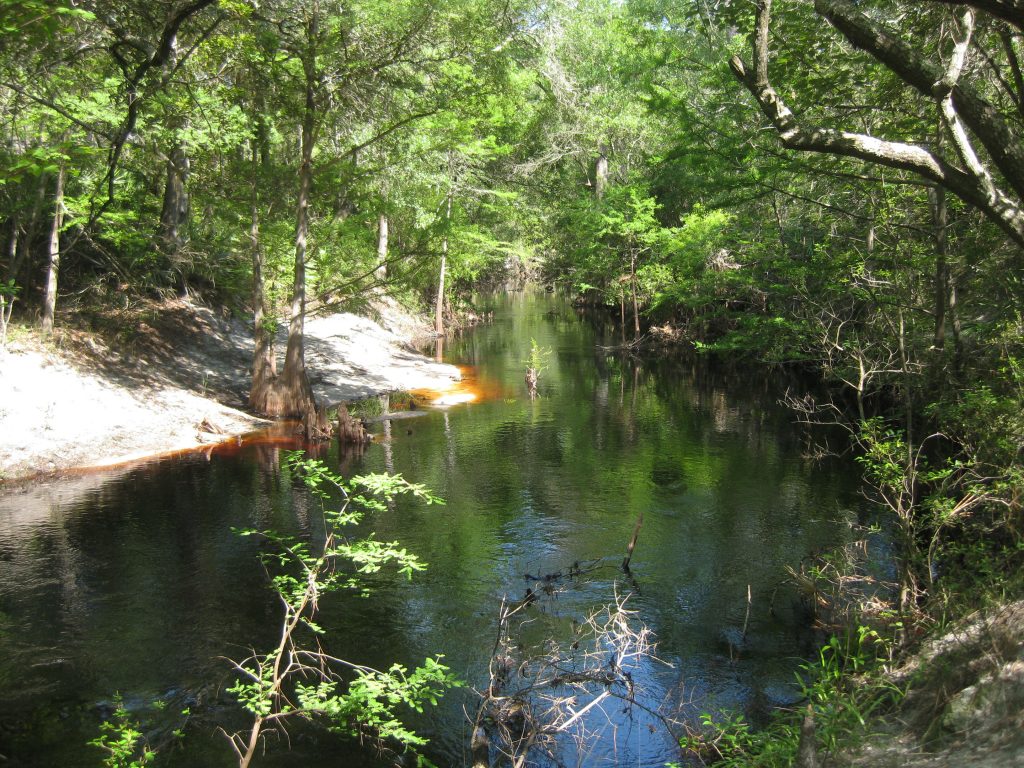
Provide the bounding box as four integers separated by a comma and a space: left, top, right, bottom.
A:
0, 292, 873, 767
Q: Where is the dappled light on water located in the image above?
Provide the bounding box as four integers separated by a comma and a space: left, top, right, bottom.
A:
432, 390, 477, 406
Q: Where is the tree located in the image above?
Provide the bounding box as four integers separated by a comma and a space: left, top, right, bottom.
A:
730, 0, 1024, 251
226, 453, 457, 767
83, 0, 220, 215
239, 0, 525, 420
597, 186, 664, 342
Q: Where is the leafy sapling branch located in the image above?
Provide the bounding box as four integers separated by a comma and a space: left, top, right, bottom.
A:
677, 625, 904, 767
89, 694, 155, 768
224, 451, 458, 768
0, 279, 18, 349
524, 337, 550, 399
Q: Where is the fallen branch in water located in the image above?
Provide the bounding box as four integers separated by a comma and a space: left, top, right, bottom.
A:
471, 588, 678, 767
622, 511, 644, 571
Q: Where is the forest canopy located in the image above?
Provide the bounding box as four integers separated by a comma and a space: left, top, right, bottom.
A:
2, 0, 1022, 611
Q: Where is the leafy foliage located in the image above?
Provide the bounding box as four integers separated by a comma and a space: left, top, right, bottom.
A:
89, 694, 155, 768
225, 452, 457, 765
677, 626, 903, 767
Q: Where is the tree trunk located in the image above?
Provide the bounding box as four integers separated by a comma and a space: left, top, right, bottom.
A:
376, 212, 388, 281
159, 140, 191, 261
248, 193, 277, 412
897, 308, 919, 613
40, 163, 65, 336
928, 185, 948, 350
4, 213, 19, 284
247, 84, 281, 414
435, 191, 452, 336
263, 19, 319, 423
949, 271, 963, 361
11, 172, 48, 289
630, 250, 640, 341
278, 62, 317, 418
595, 144, 609, 200
157, 31, 190, 270
620, 288, 626, 345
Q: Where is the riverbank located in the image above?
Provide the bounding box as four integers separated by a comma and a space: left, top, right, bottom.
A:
0, 297, 460, 483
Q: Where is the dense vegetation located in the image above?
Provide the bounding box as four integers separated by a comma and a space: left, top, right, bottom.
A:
3, 0, 1023, 763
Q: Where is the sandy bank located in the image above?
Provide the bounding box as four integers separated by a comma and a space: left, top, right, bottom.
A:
0, 297, 460, 482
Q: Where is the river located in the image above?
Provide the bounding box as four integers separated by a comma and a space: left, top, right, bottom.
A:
0, 291, 869, 767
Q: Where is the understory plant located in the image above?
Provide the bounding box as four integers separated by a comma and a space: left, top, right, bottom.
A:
0, 279, 17, 349
224, 452, 458, 767
89, 694, 155, 768
524, 337, 550, 398
677, 625, 903, 767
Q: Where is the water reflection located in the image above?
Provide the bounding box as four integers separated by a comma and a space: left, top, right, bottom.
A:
0, 292, 866, 767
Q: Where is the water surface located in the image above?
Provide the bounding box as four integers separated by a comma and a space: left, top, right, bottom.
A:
0, 292, 865, 767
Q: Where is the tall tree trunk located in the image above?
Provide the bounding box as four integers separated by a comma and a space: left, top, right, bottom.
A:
248, 190, 277, 412
595, 143, 609, 200
630, 250, 640, 341
247, 6, 325, 437
40, 163, 65, 336
12, 172, 48, 289
276, 50, 318, 420
928, 186, 949, 350
897, 307, 918, 612
247, 85, 280, 414
949, 272, 963, 362
620, 287, 626, 345
159, 140, 190, 261
2, 221, 18, 348
435, 191, 452, 336
157, 32, 190, 274
376, 212, 388, 281
4, 213, 19, 284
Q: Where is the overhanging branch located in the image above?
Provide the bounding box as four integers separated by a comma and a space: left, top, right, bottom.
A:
815, 0, 1024, 200
730, 0, 1024, 251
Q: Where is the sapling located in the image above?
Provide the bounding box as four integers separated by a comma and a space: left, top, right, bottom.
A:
224, 451, 458, 767
524, 338, 549, 399
0, 279, 17, 349
89, 694, 154, 768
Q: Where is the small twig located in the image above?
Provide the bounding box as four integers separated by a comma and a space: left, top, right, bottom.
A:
742, 584, 752, 639
622, 511, 644, 571
556, 690, 611, 731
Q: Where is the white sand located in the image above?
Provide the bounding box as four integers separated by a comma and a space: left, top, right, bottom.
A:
0, 298, 459, 481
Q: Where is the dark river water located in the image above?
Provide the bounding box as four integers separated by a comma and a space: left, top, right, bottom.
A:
0, 292, 869, 767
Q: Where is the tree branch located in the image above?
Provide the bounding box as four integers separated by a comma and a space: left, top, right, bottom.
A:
998, 27, 1024, 118
815, 0, 1024, 200
937, 9, 999, 204
730, 0, 1024, 250
0, 81, 115, 140
927, 0, 1024, 32
92, 0, 218, 219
